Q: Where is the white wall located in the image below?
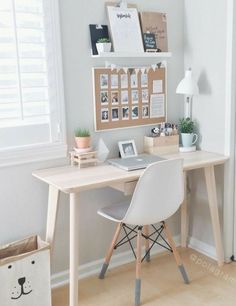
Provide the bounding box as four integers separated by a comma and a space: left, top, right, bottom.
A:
0, 0, 185, 277
184, 0, 228, 251
60, 0, 185, 153
184, 0, 227, 153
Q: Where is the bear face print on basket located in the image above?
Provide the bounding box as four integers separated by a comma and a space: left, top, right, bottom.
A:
0, 236, 51, 306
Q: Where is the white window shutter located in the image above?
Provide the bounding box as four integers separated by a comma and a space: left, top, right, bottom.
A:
0, 0, 67, 165
0, 0, 66, 159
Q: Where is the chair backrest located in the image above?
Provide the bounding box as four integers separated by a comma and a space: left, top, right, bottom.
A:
122, 159, 184, 226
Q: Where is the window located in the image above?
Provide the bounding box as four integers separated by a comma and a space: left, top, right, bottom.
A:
0, 0, 66, 166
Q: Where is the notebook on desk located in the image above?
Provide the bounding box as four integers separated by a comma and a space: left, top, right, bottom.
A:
108, 154, 165, 171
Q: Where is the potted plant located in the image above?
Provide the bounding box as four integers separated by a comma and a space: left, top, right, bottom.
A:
74, 128, 91, 149
179, 118, 198, 147
96, 38, 112, 54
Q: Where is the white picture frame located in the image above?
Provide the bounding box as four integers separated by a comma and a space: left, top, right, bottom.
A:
118, 140, 138, 159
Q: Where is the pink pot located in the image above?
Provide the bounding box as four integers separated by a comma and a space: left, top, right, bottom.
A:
75, 137, 91, 149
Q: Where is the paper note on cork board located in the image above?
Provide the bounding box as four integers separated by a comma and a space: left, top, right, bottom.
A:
140, 12, 168, 52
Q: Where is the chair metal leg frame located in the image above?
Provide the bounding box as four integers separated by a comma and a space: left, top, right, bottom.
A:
99, 223, 174, 277
162, 221, 190, 284
114, 223, 171, 262
141, 225, 172, 262
122, 224, 138, 259
115, 225, 139, 251
99, 222, 189, 306
141, 225, 166, 262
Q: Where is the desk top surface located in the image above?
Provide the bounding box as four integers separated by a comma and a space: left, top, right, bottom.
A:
33, 151, 228, 193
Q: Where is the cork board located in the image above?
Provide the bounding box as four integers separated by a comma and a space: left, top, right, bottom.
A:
93, 66, 167, 131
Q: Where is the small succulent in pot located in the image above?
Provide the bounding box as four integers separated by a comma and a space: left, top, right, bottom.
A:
74, 128, 91, 149
96, 38, 112, 54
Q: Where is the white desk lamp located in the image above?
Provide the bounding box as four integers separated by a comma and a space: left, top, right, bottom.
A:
176, 68, 199, 153
176, 68, 199, 119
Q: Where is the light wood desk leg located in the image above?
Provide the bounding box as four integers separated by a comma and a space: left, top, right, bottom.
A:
46, 185, 60, 251
181, 171, 189, 248
70, 193, 79, 306
204, 166, 224, 266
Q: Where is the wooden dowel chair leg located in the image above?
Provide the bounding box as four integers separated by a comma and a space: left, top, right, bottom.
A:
163, 222, 190, 284
143, 225, 150, 262
99, 222, 122, 279
135, 227, 142, 306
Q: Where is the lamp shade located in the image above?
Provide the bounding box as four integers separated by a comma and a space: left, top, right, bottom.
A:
176, 69, 199, 96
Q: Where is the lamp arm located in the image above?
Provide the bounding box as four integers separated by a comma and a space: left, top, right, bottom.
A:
185, 96, 193, 119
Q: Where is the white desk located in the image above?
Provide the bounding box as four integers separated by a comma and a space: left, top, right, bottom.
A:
33, 150, 228, 306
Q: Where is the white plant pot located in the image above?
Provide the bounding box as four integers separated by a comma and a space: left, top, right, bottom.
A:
96, 42, 112, 54
181, 133, 198, 147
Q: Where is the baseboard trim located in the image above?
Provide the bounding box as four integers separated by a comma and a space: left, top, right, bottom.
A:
188, 236, 217, 260
51, 234, 180, 289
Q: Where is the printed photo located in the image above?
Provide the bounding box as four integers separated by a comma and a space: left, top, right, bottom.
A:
141, 73, 148, 87
118, 140, 138, 159
112, 108, 119, 121
120, 74, 128, 88
142, 89, 149, 103
100, 74, 109, 89
111, 74, 118, 88
132, 90, 139, 104
101, 108, 109, 122
121, 90, 129, 104
122, 143, 135, 157
100, 91, 109, 104
130, 73, 138, 88
122, 107, 129, 120
111, 91, 119, 104
132, 106, 139, 119
142, 105, 149, 118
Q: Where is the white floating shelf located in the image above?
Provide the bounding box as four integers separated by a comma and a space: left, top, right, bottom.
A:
91, 52, 172, 58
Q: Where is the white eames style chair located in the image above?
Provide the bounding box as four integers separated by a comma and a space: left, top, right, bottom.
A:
97, 159, 189, 306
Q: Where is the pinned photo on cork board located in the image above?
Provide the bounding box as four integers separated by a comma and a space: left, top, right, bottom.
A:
112, 107, 119, 121
111, 91, 119, 104
111, 74, 119, 88
93, 66, 167, 131
130, 73, 138, 88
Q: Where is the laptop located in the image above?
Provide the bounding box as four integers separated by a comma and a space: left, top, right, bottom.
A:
108, 154, 165, 171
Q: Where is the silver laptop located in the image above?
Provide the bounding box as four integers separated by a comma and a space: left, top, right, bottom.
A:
108, 154, 165, 171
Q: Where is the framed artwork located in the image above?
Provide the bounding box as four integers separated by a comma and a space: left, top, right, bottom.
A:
118, 140, 138, 159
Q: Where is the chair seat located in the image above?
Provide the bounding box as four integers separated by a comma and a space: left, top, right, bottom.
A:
97, 201, 130, 222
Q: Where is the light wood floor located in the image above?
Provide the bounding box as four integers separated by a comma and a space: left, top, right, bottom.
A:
52, 249, 236, 306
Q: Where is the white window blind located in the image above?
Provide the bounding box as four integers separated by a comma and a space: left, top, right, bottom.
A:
0, 0, 66, 164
